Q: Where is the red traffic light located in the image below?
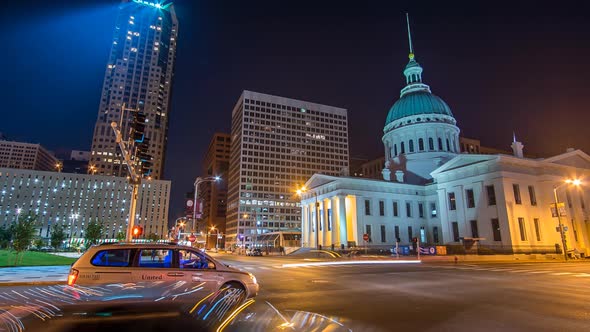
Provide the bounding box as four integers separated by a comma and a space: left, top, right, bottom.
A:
132, 225, 143, 237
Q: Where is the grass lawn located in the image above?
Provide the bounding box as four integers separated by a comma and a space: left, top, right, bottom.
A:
0, 250, 77, 267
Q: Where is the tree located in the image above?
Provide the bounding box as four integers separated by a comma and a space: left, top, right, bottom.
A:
50, 224, 66, 250
0, 226, 12, 249
84, 220, 104, 247
12, 212, 39, 266
147, 233, 159, 242
116, 231, 126, 242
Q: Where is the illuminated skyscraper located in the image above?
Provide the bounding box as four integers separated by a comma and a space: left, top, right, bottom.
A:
90, 1, 178, 179
226, 91, 349, 248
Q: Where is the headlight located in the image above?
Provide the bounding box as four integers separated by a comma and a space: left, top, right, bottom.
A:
248, 272, 257, 284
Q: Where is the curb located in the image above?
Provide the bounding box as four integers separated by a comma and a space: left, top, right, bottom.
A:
0, 281, 64, 287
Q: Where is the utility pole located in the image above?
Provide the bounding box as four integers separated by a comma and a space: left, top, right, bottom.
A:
110, 104, 152, 242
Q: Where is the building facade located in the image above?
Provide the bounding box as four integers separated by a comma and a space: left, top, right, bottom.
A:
299, 24, 590, 257
0, 168, 170, 241
89, 0, 178, 179
201, 133, 230, 247
226, 90, 349, 248
0, 140, 58, 172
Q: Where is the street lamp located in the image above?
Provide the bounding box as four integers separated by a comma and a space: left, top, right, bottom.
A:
88, 164, 97, 175
552, 178, 582, 261
297, 186, 320, 250
55, 162, 63, 173
176, 220, 185, 241
193, 176, 221, 233
210, 226, 220, 251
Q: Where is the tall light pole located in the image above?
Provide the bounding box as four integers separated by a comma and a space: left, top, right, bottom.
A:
210, 226, 220, 251
552, 178, 582, 261
297, 186, 319, 250
55, 162, 63, 173
242, 210, 259, 249
193, 176, 221, 233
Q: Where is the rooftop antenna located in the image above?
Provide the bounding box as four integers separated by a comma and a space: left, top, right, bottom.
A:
406, 13, 414, 59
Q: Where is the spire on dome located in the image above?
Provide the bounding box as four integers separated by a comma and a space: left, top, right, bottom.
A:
406, 13, 414, 60
400, 14, 429, 97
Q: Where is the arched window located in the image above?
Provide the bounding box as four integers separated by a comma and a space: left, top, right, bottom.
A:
401, 142, 405, 154
438, 137, 443, 150
409, 140, 414, 153
446, 138, 450, 151
418, 138, 424, 151
428, 137, 434, 150
394, 144, 398, 156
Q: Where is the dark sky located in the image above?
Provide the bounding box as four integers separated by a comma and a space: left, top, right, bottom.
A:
2, 0, 590, 221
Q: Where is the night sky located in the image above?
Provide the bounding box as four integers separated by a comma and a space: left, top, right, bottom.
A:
2, 0, 590, 221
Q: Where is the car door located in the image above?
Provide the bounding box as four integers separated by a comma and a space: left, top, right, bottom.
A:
131, 248, 181, 283
176, 249, 223, 293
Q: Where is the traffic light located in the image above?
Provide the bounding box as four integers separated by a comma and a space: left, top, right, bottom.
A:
130, 111, 147, 143
135, 137, 153, 178
132, 225, 143, 237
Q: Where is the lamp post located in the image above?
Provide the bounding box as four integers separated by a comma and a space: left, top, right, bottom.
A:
193, 176, 221, 233
552, 178, 582, 261
55, 162, 63, 173
243, 210, 259, 250
176, 219, 185, 241
210, 226, 220, 251
88, 164, 97, 175
297, 186, 320, 250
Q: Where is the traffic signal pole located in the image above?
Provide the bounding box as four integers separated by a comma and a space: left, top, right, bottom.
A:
111, 104, 147, 242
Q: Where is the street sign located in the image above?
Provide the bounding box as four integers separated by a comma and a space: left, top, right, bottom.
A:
363, 233, 369, 241
550, 203, 567, 217
188, 234, 196, 242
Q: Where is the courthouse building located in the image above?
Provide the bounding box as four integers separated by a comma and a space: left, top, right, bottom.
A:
299, 31, 590, 256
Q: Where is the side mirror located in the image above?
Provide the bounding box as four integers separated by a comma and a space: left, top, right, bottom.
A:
207, 262, 216, 269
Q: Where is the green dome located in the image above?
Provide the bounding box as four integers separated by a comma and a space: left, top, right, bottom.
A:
385, 91, 453, 126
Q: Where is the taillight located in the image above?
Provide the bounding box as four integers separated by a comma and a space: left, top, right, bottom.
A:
67, 268, 79, 286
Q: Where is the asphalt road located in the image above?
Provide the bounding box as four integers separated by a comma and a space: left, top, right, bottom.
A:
1, 255, 589, 331
216, 255, 590, 331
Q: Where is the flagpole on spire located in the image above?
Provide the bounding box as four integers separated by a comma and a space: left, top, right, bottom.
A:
406, 13, 414, 59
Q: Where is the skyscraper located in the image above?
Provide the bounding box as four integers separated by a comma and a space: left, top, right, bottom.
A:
200, 133, 230, 248
90, 1, 178, 179
226, 91, 349, 249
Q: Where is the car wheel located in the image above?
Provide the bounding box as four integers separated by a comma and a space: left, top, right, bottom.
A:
220, 282, 247, 304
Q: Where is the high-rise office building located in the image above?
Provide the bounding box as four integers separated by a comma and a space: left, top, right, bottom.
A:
226, 91, 349, 248
0, 168, 170, 241
0, 140, 59, 172
90, 0, 178, 179
200, 133, 230, 247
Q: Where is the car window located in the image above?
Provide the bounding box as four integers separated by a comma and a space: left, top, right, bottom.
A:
138, 249, 174, 268
91, 249, 132, 267
178, 249, 212, 269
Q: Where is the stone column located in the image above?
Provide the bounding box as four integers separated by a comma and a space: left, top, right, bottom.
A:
301, 205, 308, 248
338, 194, 348, 247
331, 196, 339, 247
317, 198, 324, 248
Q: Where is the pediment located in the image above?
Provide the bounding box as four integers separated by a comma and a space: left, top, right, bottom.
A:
430, 154, 497, 177
543, 150, 590, 170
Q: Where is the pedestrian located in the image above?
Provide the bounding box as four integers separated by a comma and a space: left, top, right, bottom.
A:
280, 246, 285, 256
151, 249, 156, 261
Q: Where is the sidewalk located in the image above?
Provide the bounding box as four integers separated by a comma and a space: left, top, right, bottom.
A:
0, 265, 69, 285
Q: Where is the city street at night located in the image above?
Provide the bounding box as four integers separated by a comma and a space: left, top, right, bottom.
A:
2, 255, 589, 331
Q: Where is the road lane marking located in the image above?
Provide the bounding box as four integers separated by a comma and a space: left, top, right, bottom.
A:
526, 271, 553, 274
282, 260, 421, 268
551, 272, 573, 275
574, 274, 590, 277
508, 270, 529, 273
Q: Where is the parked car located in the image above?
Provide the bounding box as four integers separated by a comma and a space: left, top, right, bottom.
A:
246, 248, 262, 256
67, 242, 259, 298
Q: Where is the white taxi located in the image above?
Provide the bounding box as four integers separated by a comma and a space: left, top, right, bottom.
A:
67, 243, 258, 298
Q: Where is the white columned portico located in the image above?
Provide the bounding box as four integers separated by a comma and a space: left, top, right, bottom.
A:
331, 196, 339, 247
317, 198, 325, 247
